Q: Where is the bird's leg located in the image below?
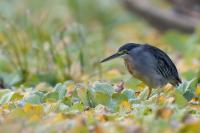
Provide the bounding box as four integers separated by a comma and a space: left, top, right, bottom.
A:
146, 87, 152, 100
156, 89, 161, 104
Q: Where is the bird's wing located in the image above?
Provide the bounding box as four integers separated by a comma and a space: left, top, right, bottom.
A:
144, 44, 181, 86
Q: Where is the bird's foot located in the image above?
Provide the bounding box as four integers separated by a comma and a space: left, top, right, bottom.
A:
146, 87, 152, 100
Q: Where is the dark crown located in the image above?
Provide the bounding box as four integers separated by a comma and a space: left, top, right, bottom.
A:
118, 43, 141, 52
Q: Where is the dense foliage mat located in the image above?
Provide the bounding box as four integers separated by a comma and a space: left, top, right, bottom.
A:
0, 79, 200, 133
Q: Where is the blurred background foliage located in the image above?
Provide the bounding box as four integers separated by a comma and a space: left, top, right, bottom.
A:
0, 0, 199, 88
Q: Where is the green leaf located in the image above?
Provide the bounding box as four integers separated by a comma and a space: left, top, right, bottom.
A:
175, 90, 187, 106
25, 92, 44, 104
54, 83, 67, 100
0, 88, 23, 104
183, 91, 194, 101
139, 88, 149, 100
177, 78, 198, 93
86, 90, 96, 108
121, 89, 135, 99
0, 73, 22, 87
176, 78, 197, 101
187, 78, 198, 92
88, 82, 114, 107
10, 92, 24, 101
112, 93, 128, 103
91, 82, 114, 96
111, 93, 128, 111
0, 89, 11, 98
44, 91, 59, 102
93, 92, 111, 106
59, 103, 69, 112
72, 102, 84, 111
62, 97, 73, 106
0, 91, 14, 104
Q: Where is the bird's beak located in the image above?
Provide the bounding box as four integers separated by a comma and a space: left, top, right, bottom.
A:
100, 52, 122, 63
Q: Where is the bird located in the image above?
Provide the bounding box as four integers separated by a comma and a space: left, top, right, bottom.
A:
100, 43, 182, 100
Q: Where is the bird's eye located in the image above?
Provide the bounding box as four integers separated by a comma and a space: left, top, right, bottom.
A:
123, 50, 128, 53
118, 50, 128, 54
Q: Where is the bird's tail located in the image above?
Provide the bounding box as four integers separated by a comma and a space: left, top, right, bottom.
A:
170, 77, 182, 86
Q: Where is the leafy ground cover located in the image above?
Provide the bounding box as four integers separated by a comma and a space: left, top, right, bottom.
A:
0, 0, 200, 133
0, 79, 200, 133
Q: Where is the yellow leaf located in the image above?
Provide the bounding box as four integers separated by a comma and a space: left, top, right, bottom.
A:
120, 101, 131, 113
23, 103, 44, 121
195, 84, 200, 96
156, 107, 173, 120
2, 104, 9, 110
136, 82, 146, 90
158, 95, 166, 104
23, 103, 32, 113
96, 114, 107, 122
164, 84, 173, 93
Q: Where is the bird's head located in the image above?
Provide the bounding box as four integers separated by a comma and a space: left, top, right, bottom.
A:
100, 43, 140, 63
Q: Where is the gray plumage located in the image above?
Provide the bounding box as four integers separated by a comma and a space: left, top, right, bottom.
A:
122, 43, 181, 88
101, 43, 182, 99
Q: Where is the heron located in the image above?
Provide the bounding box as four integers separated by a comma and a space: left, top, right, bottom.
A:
100, 43, 181, 100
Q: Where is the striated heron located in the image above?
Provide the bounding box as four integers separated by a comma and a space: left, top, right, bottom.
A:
100, 43, 182, 99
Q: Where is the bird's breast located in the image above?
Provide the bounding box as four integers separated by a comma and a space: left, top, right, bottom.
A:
123, 55, 168, 88
124, 58, 142, 79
